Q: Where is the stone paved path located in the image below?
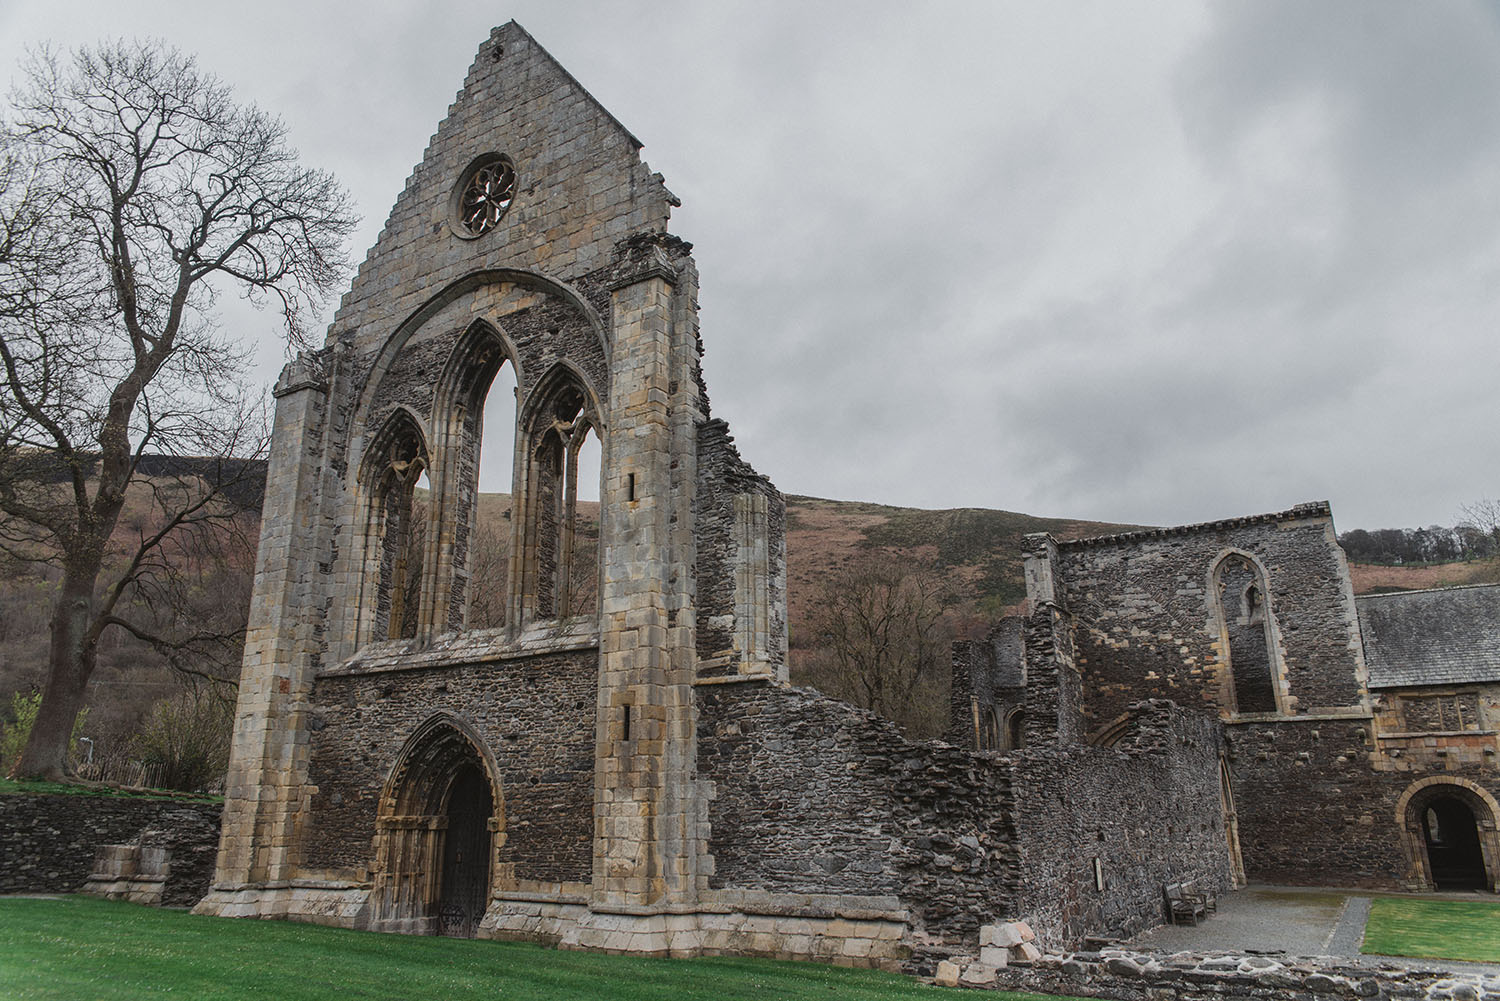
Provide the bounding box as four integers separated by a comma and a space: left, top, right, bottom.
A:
1127, 885, 1500, 975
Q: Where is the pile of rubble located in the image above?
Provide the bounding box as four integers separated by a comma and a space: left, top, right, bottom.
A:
934, 921, 1042, 986
930, 938, 1500, 1000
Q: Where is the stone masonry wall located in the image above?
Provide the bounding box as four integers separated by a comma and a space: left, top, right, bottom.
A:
1010, 700, 1232, 949
1225, 717, 1406, 886
697, 685, 1230, 965
696, 682, 1019, 943
1055, 504, 1366, 733
694, 419, 787, 678
300, 647, 597, 884
0, 793, 221, 905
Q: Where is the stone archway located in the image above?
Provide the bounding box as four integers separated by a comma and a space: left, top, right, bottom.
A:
1396, 777, 1500, 893
368, 716, 503, 935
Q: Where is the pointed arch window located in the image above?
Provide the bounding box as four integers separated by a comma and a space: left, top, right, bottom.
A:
517, 369, 602, 623
365, 413, 431, 641
431, 323, 518, 632
1212, 554, 1281, 714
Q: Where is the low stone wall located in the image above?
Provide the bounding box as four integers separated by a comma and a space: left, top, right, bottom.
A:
0, 792, 221, 906
959, 948, 1499, 1001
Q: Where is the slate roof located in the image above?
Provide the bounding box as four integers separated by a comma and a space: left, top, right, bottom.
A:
1356, 583, 1500, 689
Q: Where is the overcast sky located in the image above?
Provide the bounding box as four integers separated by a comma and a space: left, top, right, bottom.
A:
3, 1, 1497, 532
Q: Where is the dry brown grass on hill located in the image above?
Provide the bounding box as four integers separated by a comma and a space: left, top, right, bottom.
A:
1349, 558, 1500, 594
15, 472, 1488, 758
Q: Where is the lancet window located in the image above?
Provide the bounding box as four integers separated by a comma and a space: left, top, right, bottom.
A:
1212, 554, 1281, 714
366, 412, 431, 642
517, 369, 602, 623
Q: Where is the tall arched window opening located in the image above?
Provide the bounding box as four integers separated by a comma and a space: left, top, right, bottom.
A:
467, 359, 518, 630
564, 428, 601, 619
1213, 554, 1279, 714
368, 419, 430, 642
430, 323, 517, 633
518, 371, 602, 623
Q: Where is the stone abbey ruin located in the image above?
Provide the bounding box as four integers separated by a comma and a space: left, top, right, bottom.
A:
195, 23, 1500, 969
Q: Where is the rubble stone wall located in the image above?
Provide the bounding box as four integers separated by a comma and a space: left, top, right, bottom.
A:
0, 792, 221, 905
1011, 701, 1231, 949
697, 685, 1231, 960
696, 681, 1018, 943
694, 420, 788, 679
300, 647, 597, 883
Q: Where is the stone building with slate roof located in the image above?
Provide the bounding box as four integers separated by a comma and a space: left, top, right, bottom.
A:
956, 507, 1500, 898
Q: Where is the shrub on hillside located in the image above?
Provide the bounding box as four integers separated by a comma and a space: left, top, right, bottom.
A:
130, 690, 233, 793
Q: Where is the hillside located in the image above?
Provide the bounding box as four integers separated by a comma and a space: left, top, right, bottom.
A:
1349, 559, 1500, 594
6, 470, 1497, 756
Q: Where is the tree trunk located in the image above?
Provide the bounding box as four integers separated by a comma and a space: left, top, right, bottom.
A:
11, 568, 100, 780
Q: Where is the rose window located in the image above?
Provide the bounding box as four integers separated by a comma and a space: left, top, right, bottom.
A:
458, 158, 516, 236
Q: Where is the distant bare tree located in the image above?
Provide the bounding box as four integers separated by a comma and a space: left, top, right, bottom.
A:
1460, 499, 1500, 543
0, 41, 354, 779
806, 554, 952, 738
467, 509, 511, 630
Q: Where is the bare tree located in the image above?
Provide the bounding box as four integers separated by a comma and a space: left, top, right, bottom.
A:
467, 510, 511, 630
0, 42, 354, 778
1460, 499, 1500, 543
806, 554, 952, 738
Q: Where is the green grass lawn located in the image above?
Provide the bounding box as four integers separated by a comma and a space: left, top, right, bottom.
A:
0, 895, 1077, 1001
0, 776, 219, 803
1361, 896, 1500, 963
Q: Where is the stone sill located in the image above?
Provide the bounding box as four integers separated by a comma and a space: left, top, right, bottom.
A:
1378, 730, 1496, 740
323, 620, 600, 677
1223, 710, 1372, 725
693, 673, 776, 687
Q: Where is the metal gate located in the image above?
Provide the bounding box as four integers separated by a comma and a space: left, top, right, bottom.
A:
438, 765, 493, 937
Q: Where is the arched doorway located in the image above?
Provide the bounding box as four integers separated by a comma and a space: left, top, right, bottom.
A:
438, 764, 494, 936
1396, 777, 1499, 893
369, 717, 502, 936
1423, 797, 1487, 890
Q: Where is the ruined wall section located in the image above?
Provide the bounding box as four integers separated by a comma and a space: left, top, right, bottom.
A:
696, 682, 1018, 944
948, 619, 1025, 749
693, 421, 788, 680
301, 646, 597, 888
1049, 503, 1367, 733
1021, 605, 1085, 748
1010, 700, 1231, 947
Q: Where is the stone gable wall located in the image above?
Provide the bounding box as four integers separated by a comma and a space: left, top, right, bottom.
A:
1055, 511, 1365, 733
329, 23, 674, 357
